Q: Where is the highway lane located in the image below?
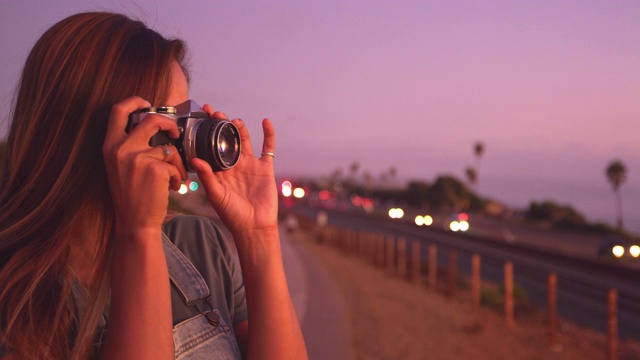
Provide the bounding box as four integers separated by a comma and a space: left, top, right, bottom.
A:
289, 204, 640, 340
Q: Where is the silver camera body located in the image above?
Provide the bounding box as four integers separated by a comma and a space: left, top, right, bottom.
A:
128, 100, 241, 172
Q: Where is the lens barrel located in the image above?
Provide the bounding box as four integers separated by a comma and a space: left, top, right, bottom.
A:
195, 119, 241, 171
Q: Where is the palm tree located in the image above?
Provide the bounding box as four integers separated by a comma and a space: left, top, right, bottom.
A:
465, 166, 477, 188
349, 161, 360, 184
473, 141, 484, 188
388, 166, 398, 187
474, 142, 484, 169
605, 160, 627, 230
362, 170, 375, 190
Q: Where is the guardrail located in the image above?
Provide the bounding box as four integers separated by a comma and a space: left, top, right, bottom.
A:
292, 215, 626, 360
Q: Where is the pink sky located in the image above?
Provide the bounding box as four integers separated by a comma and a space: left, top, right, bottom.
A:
1, 0, 639, 227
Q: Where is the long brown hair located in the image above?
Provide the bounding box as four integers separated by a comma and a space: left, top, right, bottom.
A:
0, 12, 188, 359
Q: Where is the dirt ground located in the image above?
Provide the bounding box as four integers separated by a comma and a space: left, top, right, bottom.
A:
293, 229, 640, 360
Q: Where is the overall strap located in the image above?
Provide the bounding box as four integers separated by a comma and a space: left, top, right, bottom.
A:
162, 233, 210, 305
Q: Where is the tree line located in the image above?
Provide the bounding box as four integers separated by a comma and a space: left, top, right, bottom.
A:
319, 140, 631, 236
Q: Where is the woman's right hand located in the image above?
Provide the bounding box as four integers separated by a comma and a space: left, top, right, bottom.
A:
102, 96, 188, 233
100, 96, 178, 359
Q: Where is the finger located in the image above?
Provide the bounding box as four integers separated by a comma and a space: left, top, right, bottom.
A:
202, 103, 214, 117
190, 158, 224, 206
128, 114, 181, 144
260, 118, 275, 161
140, 154, 183, 192
157, 145, 188, 181
232, 119, 254, 156
104, 96, 150, 148
202, 104, 228, 120
167, 165, 184, 192
149, 150, 185, 192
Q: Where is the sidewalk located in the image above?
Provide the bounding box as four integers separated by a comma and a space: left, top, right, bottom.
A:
281, 227, 354, 360
280, 229, 354, 360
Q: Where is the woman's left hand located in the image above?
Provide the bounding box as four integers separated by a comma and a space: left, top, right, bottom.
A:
190, 104, 278, 239
193, 106, 309, 360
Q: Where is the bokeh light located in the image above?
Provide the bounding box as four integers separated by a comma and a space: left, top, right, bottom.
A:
388, 208, 404, 219
612, 245, 625, 258
293, 187, 306, 199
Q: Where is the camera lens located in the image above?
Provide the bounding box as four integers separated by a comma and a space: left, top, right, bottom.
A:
217, 123, 240, 165
195, 119, 241, 171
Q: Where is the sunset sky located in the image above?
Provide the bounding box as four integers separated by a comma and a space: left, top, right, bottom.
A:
1, 0, 639, 228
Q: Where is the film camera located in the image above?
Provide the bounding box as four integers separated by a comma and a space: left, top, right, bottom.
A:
128, 100, 241, 172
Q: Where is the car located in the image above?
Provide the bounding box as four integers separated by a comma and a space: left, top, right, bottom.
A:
415, 214, 434, 227
598, 236, 640, 259
447, 212, 470, 232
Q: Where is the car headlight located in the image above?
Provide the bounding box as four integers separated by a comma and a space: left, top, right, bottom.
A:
612, 245, 625, 258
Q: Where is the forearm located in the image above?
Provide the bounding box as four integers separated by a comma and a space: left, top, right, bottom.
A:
99, 229, 173, 360
234, 228, 308, 360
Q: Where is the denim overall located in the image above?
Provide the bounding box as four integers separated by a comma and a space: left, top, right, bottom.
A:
162, 233, 242, 359
0, 232, 242, 359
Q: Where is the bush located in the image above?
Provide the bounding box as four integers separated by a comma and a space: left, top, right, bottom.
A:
480, 287, 502, 308
480, 281, 529, 308
499, 282, 529, 303
525, 200, 586, 229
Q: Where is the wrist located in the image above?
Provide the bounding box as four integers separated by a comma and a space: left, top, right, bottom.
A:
233, 225, 279, 245
110, 227, 167, 277
232, 226, 281, 266
112, 225, 163, 248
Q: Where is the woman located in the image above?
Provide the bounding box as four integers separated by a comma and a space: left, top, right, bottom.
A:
0, 12, 307, 359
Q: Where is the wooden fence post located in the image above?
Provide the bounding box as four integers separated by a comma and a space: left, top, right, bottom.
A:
447, 249, 458, 298
608, 288, 618, 360
504, 261, 514, 327
366, 233, 375, 265
471, 254, 481, 307
349, 229, 356, 255
343, 229, 350, 254
337, 228, 343, 252
428, 244, 437, 289
370, 233, 377, 265
548, 272, 557, 347
359, 231, 367, 259
377, 234, 386, 267
386, 235, 395, 275
397, 238, 407, 278
412, 241, 422, 285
